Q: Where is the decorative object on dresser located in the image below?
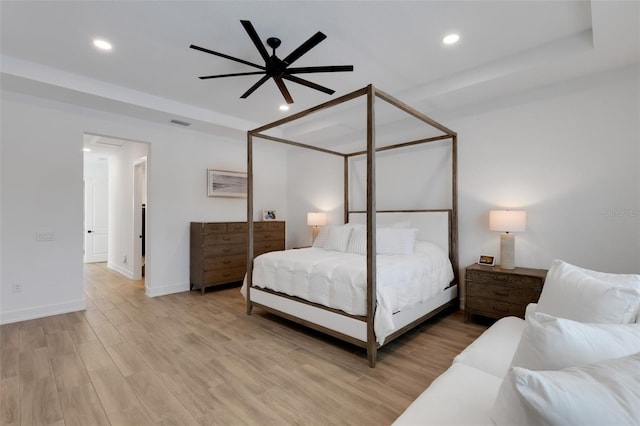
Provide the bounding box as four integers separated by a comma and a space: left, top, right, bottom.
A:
306, 211, 326, 243
190, 221, 285, 294
262, 209, 277, 221
465, 263, 547, 322
489, 210, 526, 269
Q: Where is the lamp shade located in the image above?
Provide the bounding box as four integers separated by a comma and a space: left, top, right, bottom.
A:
307, 212, 327, 227
489, 210, 526, 233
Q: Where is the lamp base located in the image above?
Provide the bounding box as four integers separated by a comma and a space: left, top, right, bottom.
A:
500, 233, 516, 269
311, 226, 321, 243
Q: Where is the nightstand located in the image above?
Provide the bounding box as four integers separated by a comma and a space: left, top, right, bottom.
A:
464, 263, 547, 322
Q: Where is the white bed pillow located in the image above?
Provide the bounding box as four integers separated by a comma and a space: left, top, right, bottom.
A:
376, 228, 418, 255
510, 312, 640, 371
535, 259, 640, 323
491, 352, 640, 426
312, 225, 330, 248
324, 225, 352, 252
346, 226, 367, 255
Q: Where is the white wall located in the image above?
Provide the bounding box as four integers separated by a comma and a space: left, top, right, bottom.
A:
451, 66, 639, 275
286, 66, 639, 308
0, 90, 287, 323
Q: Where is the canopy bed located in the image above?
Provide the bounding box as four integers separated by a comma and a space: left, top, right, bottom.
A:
244, 85, 458, 367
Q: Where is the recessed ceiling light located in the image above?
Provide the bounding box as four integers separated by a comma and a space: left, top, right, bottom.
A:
83, 148, 91, 152
442, 33, 460, 45
93, 39, 112, 51
279, 105, 290, 111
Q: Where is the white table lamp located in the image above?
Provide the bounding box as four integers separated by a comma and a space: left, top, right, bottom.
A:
307, 212, 326, 243
489, 210, 526, 270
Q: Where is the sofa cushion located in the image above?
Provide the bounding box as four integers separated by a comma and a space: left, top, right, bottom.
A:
491, 352, 640, 426
511, 312, 640, 371
535, 260, 640, 323
453, 316, 525, 378
392, 362, 503, 426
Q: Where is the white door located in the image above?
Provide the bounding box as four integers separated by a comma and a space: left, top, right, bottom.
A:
84, 179, 108, 263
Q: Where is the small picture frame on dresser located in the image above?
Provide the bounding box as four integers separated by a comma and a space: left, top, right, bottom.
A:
262, 210, 277, 221
478, 255, 495, 266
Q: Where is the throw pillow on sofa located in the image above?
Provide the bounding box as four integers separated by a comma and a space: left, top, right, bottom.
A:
535, 260, 640, 323
490, 352, 640, 426
510, 312, 640, 371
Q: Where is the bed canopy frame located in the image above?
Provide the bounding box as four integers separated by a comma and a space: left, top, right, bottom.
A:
246, 84, 458, 367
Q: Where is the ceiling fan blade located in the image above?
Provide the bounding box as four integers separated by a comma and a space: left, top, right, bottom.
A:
287, 65, 354, 74
282, 74, 335, 95
283, 32, 327, 66
199, 71, 266, 80
273, 77, 294, 104
240, 75, 271, 99
240, 20, 272, 65
190, 44, 265, 70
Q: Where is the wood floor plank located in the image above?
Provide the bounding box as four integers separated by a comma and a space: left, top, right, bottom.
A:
19, 377, 64, 425
3, 262, 488, 425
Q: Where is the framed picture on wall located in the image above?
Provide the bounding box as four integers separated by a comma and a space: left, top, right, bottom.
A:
263, 210, 277, 221
207, 169, 247, 197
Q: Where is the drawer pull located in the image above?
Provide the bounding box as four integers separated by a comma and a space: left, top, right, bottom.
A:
492, 290, 509, 297
223, 260, 231, 265
223, 247, 231, 253
493, 304, 509, 312
264, 244, 271, 248
223, 236, 231, 241
223, 273, 231, 277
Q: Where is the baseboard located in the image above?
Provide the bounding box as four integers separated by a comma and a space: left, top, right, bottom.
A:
107, 262, 133, 279
146, 282, 188, 298
0, 298, 86, 325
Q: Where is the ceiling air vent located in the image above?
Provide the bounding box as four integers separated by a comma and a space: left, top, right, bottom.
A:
170, 119, 191, 127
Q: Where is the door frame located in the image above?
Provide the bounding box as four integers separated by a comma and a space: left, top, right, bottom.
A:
132, 156, 147, 281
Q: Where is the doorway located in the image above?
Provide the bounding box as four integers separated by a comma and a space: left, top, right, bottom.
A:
83, 134, 149, 284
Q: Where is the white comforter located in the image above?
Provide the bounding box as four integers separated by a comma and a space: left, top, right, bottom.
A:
244, 241, 454, 343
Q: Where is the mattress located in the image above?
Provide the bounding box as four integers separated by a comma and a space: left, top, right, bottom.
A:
247, 241, 454, 343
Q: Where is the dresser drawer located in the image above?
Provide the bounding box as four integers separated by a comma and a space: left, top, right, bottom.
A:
466, 281, 541, 305
202, 267, 246, 285
203, 243, 245, 257
203, 223, 227, 234
227, 223, 248, 233
254, 222, 285, 232
254, 240, 285, 256
203, 233, 247, 245
203, 254, 245, 271
466, 269, 542, 288
254, 231, 284, 242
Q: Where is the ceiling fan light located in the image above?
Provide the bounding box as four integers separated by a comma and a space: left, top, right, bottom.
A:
93, 39, 112, 51
442, 33, 460, 45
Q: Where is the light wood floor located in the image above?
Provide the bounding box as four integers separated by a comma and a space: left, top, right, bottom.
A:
1, 263, 488, 426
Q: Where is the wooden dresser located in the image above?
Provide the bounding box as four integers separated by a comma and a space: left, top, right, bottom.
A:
190, 221, 285, 294
464, 263, 547, 322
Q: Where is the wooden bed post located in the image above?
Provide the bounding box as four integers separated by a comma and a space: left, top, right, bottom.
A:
366, 84, 377, 367
247, 131, 254, 315
451, 134, 459, 285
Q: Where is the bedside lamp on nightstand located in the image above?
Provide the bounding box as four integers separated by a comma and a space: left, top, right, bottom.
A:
489, 210, 526, 270
307, 212, 326, 243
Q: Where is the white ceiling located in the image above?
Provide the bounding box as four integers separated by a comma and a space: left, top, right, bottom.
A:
1, 1, 638, 139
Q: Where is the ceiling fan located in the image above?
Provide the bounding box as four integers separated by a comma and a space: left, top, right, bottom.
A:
190, 20, 354, 104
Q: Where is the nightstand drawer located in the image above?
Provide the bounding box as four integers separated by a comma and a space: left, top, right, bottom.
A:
466, 281, 541, 305
466, 269, 542, 288
465, 297, 527, 319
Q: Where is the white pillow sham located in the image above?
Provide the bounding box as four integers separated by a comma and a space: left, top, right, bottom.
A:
510, 312, 640, 371
345, 227, 418, 255
491, 352, 640, 426
312, 225, 330, 248
324, 226, 352, 252
535, 259, 640, 323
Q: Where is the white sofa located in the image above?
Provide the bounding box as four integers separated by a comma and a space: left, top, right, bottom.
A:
393, 260, 640, 426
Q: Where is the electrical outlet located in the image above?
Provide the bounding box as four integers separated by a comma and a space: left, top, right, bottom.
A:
122, 255, 127, 264
36, 231, 55, 242
12, 283, 22, 293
